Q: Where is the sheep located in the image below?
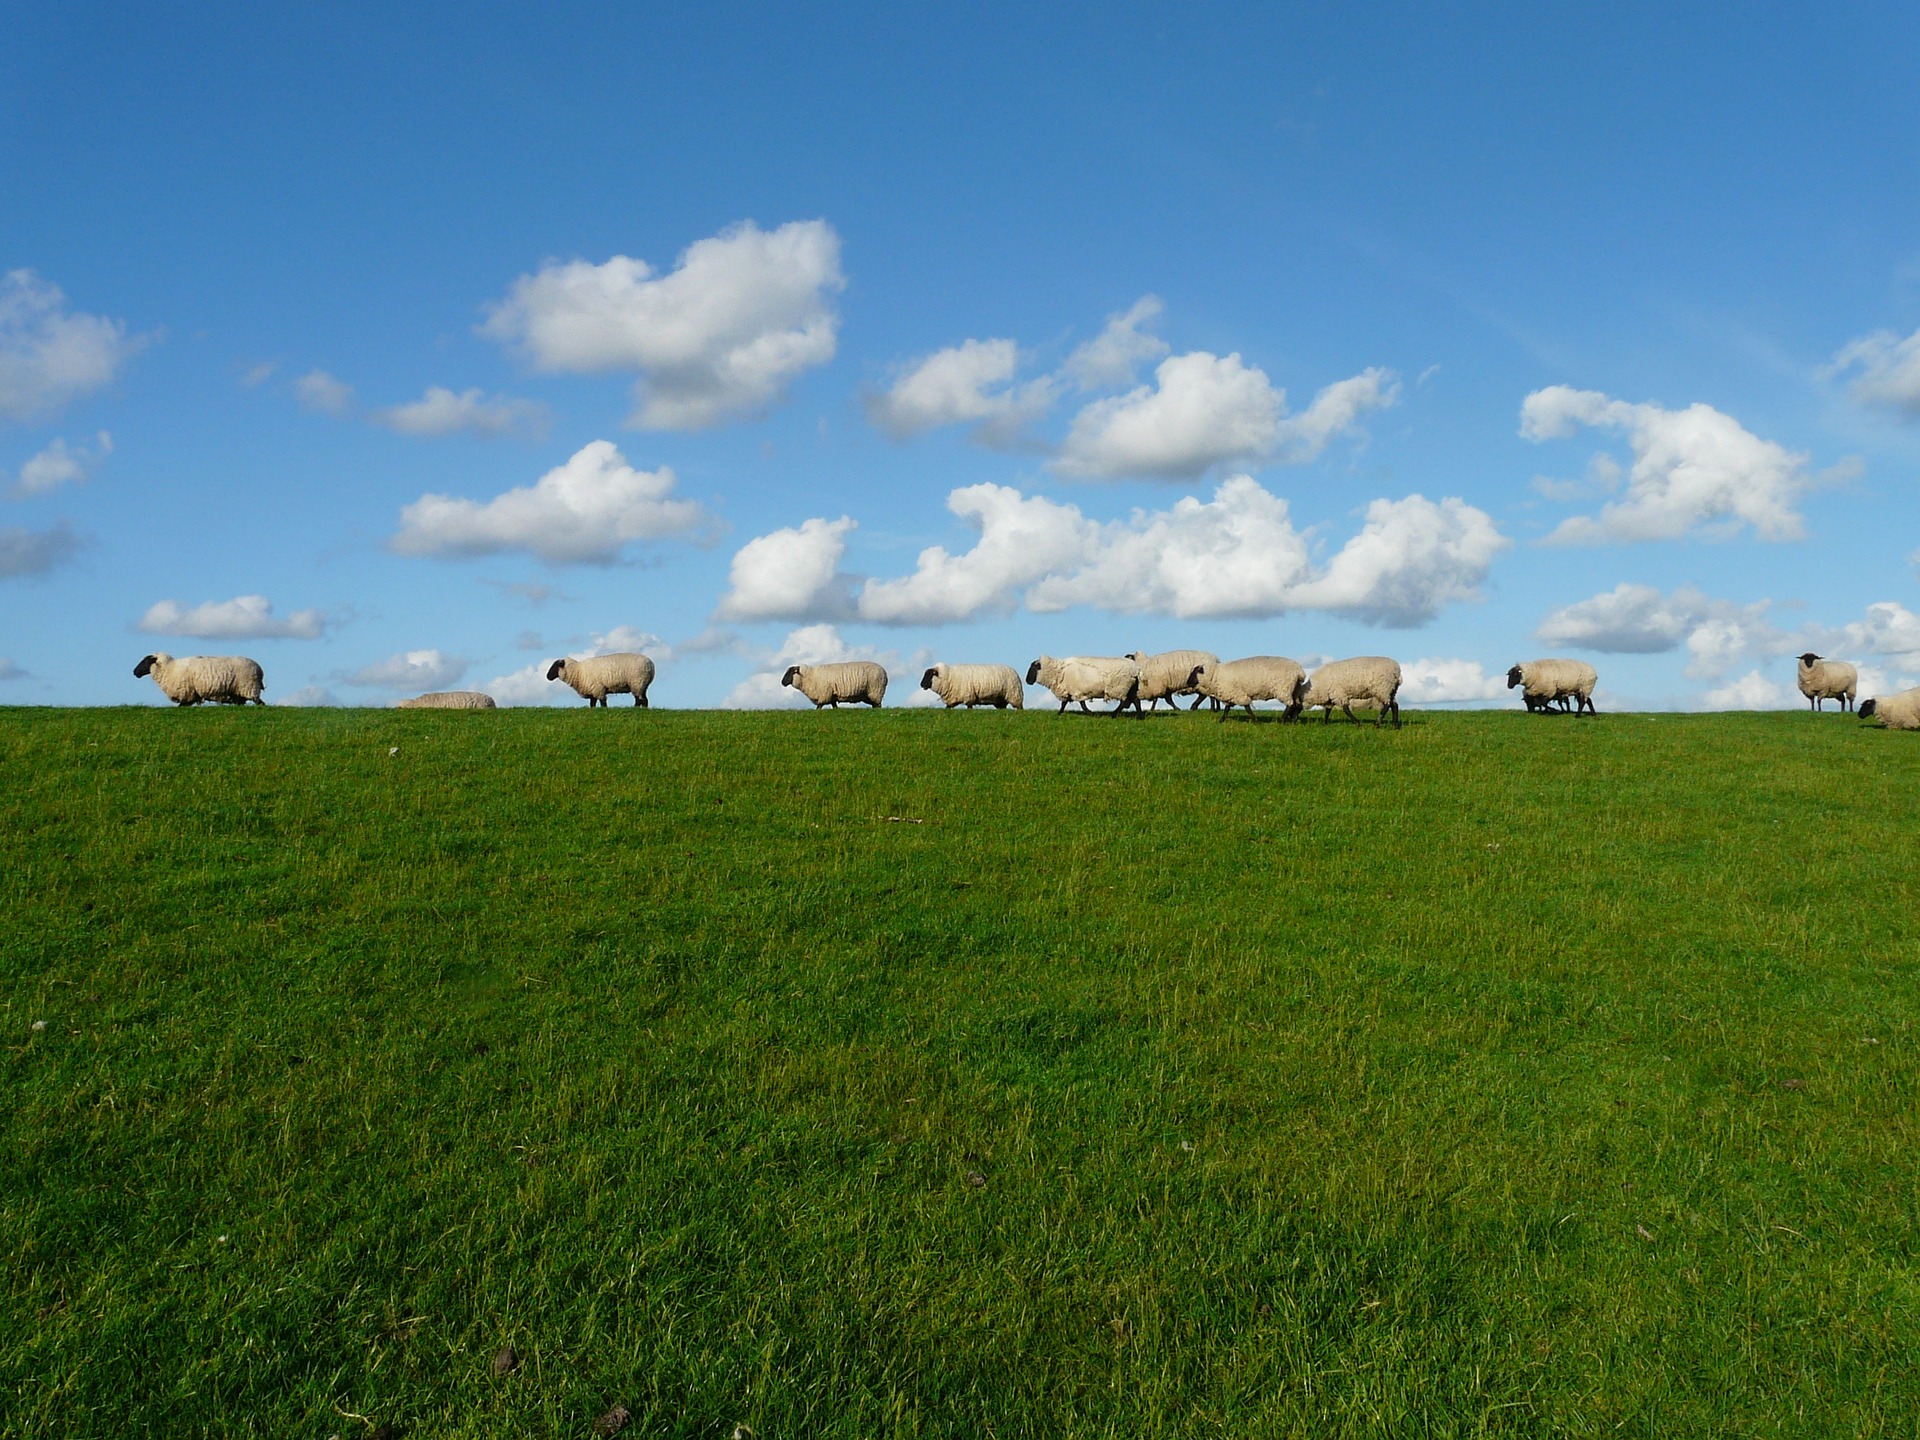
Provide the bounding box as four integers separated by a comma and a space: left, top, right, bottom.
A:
919, 662, 1024, 710
1189, 656, 1308, 722
132, 653, 265, 706
1796, 653, 1858, 712
546, 653, 655, 708
1859, 687, 1920, 731
397, 691, 497, 710
782, 660, 888, 708
1506, 658, 1598, 716
1302, 656, 1403, 728
1125, 649, 1218, 711
1024, 655, 1144, 717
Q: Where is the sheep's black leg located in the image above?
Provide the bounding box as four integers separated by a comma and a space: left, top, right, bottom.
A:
1058, 699, 1069, 714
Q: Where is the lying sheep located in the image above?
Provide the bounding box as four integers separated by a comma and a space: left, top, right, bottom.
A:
1302, 656, 1402, 728
919, 662, 1024, 709
1025, 655, 1143, 717
783, 660, 888, 708
133, 653, 266, 706
1796, 653, 1857, 712
546, 653, 655, 708
1190, 656, 1307, 722
397, 691, 497, 710
1859, 687, 1920, 731
1507, 658, 1598, 716
1125, 649, 1218, 711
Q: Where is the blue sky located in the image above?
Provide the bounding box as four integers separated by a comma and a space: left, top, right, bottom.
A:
5, 2, 1919, 708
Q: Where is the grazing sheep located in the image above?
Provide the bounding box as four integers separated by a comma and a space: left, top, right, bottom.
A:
397, 691, 497, 710
1190, 656, 1308, 722
546, 653, 655, 708
1024, 655, 1143, 717
1302, 656, 1403, 728
919, 662, 1024, 710
1796, 653, 1858, 712
1506, 658, 1598, 716
1125, 649, 1218, 711
1859, 687, 1920, 731
782, 661, 888, 708
132, 653, 265, 706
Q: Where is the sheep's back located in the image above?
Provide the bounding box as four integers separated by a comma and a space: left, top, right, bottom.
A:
398, 691, 497, 709
1202, 656, 1306, 706
1306, 656, 1401, 707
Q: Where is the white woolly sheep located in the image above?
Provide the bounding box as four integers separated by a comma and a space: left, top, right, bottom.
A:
1125, 649, 1218, 711
1024, 655, 1143, 717
1190, 656, 1308, 722
546, 653, 655, 708
919, 662, 1024, 710
1506, 658, 1598, 716
1796, 653, 1858, 712
782, 660, 888, 708
397, 691, 497, 710
133, 653, 266, 706
1858, 687, 1920, 731
1302, 656, 1403, 728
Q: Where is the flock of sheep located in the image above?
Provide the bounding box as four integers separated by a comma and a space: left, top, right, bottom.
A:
127, 646, 1918, 727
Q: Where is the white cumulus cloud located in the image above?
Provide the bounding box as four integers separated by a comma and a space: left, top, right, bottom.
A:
343, 649, 467, 691
1830, 326, 1920, 417
1521, 387, 1811, 543
480, 219, 843, 430
717, 514, 857, 621
727, 478, 1503, 628
1399, 659, 1508, 704
0, 271, 149, 423
138, 594, 329, 640
863, 338, 1054, 447
1700, 671, 1797, 711
0, 522, 83, 578
1536, 583, 1783, 678
374, 386, 549, 439
1061, 295, 1170, 391
1056, 353, 1396, 480
11, 432, 111, 497
392, 439, 709, 564
294, 369, 354, 416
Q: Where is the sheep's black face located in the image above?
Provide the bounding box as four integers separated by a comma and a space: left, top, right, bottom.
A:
781, 666, 801, 688
133, 655, 156, 678
1024, 660, 1042, 685
1797, 653, 1821, 667
545, 659, 565, 681
1506, 666, 1523, 688
1860, 699, 1878, 719
1125, 652, 1141, 661
919, 668, 938, 690
1187, 665, 1205, 688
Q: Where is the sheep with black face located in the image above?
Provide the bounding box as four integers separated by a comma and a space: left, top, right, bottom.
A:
919, 662, 1023, 709
1024, 655, 1143, 716
134, 653, 266, 706
546, 653, 655, 708
1795, 653, 1857, 712
782, 661, 887, 708
1506, 659, 1597, 715
1859, 687, 1920, 730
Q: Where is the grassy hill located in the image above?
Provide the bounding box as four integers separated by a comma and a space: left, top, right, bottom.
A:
3, 705, 1916, 1437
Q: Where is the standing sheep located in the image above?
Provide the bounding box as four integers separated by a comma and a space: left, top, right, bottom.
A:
397, 691, 497, 709
919, 663, 1024, 710
133, 653, 266, 706
1506, 659, 1598, 716
1189, 656, 1308, 722
1796, 653, 1857, 712
1302, 656, 1403, 728
1125, 649, 1218, 711
782, 661, 888, 708
1858, 687, 1920, 730
546, 653, 655, 708
1024, 655, 1143, 717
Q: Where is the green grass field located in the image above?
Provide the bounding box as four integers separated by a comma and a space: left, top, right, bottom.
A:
3, 705, 1916, 1437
